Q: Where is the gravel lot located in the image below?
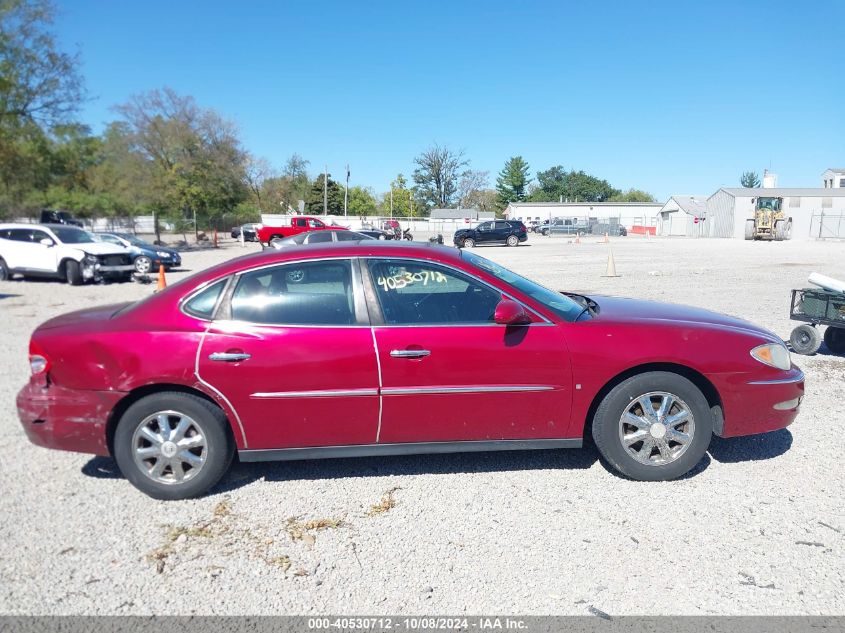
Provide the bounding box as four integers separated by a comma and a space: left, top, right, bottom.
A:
0, 235, 842, 616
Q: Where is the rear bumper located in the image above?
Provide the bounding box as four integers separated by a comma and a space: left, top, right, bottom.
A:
16, 380, 124, 456
717, 369, 805, 437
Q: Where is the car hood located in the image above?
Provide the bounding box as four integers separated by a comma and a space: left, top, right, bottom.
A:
73, 242, 129, 256
589, 295, 779, 341
36, 303, 132, 331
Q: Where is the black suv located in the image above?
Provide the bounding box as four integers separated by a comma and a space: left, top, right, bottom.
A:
40, 209, 83, 227
454, 220, 527, 248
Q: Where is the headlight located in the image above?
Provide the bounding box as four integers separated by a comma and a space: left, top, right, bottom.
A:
750, 343, 792, 370
156, 251, 171, 258
83, 254, 98, 264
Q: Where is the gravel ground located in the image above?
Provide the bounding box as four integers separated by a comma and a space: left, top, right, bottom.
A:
0, 235, 842, 616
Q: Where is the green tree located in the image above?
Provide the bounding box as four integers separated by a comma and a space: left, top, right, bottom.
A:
378, 174, 414, 217
412, 144, 468, 210
305, 174, 344, 215
609, 188, 656, 202
0, 0, 86, 218
496, 156, 530, 207
740, 171, 760, 188
347, 186, 377, 217
0, 0, 85, 127
113, 87, 248, 240
458, 169, 490, 208
532, 167, 619, 202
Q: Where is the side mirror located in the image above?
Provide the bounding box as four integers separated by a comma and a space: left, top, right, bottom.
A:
494, 299, 532, 326
40, 238, 54, 247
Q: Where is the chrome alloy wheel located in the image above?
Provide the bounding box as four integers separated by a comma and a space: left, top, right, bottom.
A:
619, 391, 695, 466
132, 410, 208, 484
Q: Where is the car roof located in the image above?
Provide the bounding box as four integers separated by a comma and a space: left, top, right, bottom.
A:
0, 223, 79, 231
206, 241, 461, 279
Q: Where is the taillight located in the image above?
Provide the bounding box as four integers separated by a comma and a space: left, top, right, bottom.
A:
29, 340, 51, 375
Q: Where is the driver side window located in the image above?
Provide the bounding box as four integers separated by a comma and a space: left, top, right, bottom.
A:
367, 259, 500, 325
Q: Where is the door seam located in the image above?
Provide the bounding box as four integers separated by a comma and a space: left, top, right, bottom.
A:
370, 326, 384, 443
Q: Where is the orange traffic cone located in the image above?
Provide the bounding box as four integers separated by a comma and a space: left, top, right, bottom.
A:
575, 233, 581, 245
603, 232, 609, 243
157, 264, 167, 290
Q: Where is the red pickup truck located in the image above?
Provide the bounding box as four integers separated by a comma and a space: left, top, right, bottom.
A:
255, 216, 345, 244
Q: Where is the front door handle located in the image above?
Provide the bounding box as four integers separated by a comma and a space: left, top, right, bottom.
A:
390, 349, 431, 359
208, 352, 251, 362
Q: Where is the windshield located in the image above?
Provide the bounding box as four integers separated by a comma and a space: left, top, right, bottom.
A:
52, 227, 96, 244
120, 234, 150, 247
462, 251, 583, 322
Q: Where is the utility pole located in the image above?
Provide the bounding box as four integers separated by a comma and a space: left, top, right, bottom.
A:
409, 190, 413, 218
323, 165, 328, 216
390, 186, 394, 218
344, 164, 349, 217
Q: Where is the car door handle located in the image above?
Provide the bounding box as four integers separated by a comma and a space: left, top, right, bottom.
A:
390, 349, 431, 359
208, 352, 251, 362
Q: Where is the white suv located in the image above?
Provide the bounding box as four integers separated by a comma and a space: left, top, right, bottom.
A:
0, 223, 135, 285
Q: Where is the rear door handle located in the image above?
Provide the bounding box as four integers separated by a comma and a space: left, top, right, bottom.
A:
390, 349, 431, 359
208, 352, 251, 362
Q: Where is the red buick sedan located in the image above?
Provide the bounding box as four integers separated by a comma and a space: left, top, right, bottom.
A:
17, 242, 804, 499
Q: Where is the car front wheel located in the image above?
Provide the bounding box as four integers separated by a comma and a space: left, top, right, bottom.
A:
113, 392, 234, 500
0, 257, 9, 281
462, 238, 474, 248
65, 260, 83, 285
591, 372, 712, 481
134, 255, 153, 274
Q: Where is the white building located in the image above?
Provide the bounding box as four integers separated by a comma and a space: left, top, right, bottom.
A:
657, 196, 709, 237
659, 188, 845, 239
503, 202, 664, 229
822, 168, 845, 189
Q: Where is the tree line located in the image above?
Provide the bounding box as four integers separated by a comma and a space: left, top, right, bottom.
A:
0, 0, 655, 235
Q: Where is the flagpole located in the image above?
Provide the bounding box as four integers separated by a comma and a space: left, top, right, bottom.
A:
344, 164, 349, 218
323, 165, 328, 216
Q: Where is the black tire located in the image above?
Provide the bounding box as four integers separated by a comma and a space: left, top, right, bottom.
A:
113, 392, 234, 500
790, 324, 821, 355
65, 260, 83, 285
134, 255, 153, 274
744, 220, 755, 240
823, 326, 845, 355
462, 238, 475, 248
506, 235, 519, 247
0, 257, 8, 281
591, 371, 712, 481
542, 229, 549, 236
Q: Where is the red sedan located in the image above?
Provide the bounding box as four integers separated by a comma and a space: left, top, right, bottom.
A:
17, 242, 804, 499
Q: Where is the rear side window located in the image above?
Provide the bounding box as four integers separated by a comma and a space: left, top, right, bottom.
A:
335, 231, 362, 241
305, 231, 333, 244
183, 279, 227, 319
230, 260, 354, 325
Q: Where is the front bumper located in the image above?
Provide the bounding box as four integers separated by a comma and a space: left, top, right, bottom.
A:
81, 262, 135, 279
716, 368, 805, 437
16, 380, 124, 456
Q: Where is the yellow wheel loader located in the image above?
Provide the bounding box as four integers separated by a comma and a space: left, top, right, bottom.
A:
744, 196, 792, 241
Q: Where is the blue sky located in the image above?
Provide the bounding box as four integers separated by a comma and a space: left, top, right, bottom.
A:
54, 0, 842, 201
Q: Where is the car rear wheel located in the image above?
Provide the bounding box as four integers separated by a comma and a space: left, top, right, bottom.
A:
592, 371, 712, 481
462, 238, 475, 248
790, 324, 821, 355
134, 255, 152, 274
0, 257, 9, 281
65, 260, 82, 285
113, 392, 234, 500
506, 235, 519, 247
823, 326, 845, 355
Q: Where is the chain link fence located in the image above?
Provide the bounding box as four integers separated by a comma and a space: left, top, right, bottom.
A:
809, 212, 845, 239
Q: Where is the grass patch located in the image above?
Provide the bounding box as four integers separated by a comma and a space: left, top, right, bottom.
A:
366, 487, 401, 516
